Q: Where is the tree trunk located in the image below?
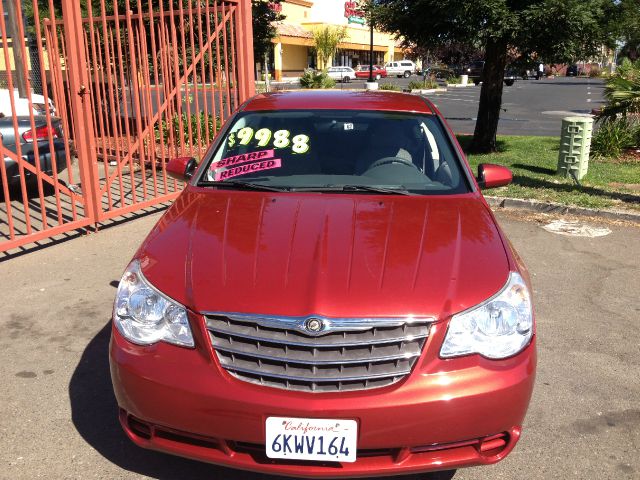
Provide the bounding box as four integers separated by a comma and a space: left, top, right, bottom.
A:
471, 37, 508, 153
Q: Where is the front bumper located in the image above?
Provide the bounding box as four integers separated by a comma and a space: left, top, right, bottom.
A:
110, 318, 536, 478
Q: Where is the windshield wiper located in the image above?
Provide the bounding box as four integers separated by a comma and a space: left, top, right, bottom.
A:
200, 180, 290, 192
298, 184, 413, 195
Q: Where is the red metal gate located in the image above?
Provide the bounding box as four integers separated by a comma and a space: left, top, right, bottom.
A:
0, 0, 254, 253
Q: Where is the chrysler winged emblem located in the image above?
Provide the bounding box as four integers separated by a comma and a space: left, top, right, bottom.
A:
304, 317, 325, 334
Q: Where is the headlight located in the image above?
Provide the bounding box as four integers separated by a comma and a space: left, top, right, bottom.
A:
440, 272, 533, 359
113, 260, 194, 347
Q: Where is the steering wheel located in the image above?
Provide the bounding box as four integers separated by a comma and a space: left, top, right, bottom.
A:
365, 156, 420, 172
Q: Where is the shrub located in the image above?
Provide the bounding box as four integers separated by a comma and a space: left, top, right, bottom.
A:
378, 83, 401, 91
591, 117, 640, 158
446, 76, 462, 85
408, 78, 439, 90
599, 59, 640, 120
299, 69, 336, 89
589, 66, 601, 78
155, 112, 221, 146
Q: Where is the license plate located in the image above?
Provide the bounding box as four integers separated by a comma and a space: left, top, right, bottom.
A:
265, 417, 357, 463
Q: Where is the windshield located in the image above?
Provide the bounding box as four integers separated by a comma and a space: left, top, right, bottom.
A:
200, 110, 469, 195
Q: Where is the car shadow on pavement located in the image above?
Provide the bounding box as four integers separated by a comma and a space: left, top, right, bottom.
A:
69, 321, 455, 480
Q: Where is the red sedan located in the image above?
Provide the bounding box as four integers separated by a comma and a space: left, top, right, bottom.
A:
110, 91, 536, 478
355, 65, 387, 80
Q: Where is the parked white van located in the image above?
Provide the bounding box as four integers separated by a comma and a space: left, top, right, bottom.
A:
384, 60, 416, 78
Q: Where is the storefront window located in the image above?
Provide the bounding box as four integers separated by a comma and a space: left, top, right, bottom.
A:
333, 49, 385, 68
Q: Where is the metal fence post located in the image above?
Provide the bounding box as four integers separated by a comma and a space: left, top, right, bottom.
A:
60, 0, 101, 224
237, 0, 255, 102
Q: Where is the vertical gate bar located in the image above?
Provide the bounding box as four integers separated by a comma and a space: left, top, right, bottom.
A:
167, 0, 186, 155
44, 20, 80, 222
147, 1, 169, 196
162, 24, 178, 161
177, 0, 195, 156
92, 28, 115, 210
161, 21, 179, 192
99, 11, 125, 205
60, 0, 101, 224
213, 0, 225, 124
220, 2, 232, 119
59, 37, 78, 186
132, 21, 151, 198
110, 0, 138, 206
195, 0, 211, 146
238, 0, 256, 101
158, 12, 176, 193
186, 0, 204, 156
30, 0, 65, 226
136, 8, 159, 199
104, 27, 127, 206
204, 0, 218, 137
228, 6, 239, 111
85, 2, 113, 211
83, 30, 108, 212
0, 140, 17, 241
45, 11, 79, 193
12, 0, 49, 229
122, 4, 149, 202
0, 1, 32, 234
61, 30, 86, 218
185, 0, 203, 156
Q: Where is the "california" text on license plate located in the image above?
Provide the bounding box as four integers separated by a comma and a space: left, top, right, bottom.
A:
265, 417, 358, 463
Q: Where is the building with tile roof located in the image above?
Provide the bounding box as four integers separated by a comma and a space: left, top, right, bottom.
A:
268, 0, 405, 80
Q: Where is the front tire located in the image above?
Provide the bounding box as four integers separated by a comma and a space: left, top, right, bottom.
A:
343, 76, 350, 83
375, 74, 381, 80
504, 79, 515, 86
403, 71, 411, 78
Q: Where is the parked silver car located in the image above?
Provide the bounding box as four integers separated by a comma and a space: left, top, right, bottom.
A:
326, 66, 357, 83
0, 115, 69, 188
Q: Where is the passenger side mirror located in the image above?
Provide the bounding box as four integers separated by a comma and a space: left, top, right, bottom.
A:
477, 163, 512, 189
167, 156, 197, 182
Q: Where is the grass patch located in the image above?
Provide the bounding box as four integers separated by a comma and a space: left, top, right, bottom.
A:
459, 135, 640, 211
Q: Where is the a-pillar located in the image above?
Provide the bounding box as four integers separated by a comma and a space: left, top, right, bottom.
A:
274, 42, 283, 81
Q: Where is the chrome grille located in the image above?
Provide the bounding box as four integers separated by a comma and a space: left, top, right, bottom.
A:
205, 313, 432, 392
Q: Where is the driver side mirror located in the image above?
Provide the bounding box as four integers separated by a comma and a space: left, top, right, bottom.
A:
477, 163, 512, 189
167, 156, 197, 182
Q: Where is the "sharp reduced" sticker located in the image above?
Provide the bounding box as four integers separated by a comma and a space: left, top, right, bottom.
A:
211, 149, 275, 169
214, 158, 281, 181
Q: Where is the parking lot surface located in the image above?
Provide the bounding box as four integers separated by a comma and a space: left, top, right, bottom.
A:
301, 76, 604, 137
1, 207, 638, 479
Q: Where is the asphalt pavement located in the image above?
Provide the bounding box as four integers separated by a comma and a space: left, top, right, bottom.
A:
0, 208, 638, 479
426, 77, 605, 136
285, 75, 605, 137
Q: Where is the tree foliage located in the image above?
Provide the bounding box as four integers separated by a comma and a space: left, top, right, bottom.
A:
252, 0, 285, 64
613, 0, 640, 62
312, 25, 348, 70
369, 0, 619, 152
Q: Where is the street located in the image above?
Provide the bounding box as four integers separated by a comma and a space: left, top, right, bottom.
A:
1, 209, 638, 479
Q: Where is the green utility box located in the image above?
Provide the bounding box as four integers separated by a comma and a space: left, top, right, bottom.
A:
557, 116, 594, 180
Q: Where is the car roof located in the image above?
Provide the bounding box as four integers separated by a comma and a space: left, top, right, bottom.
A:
241, 91, 434, 114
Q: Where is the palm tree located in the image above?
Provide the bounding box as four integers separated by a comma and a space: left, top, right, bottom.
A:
312, 26, 348, 70
601, 59, 640, 119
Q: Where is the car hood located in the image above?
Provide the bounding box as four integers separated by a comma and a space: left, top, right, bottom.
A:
138, 189, 510, 320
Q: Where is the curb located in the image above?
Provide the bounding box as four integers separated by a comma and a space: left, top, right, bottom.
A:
410, 88, 448, 94
485, 196, 640, 224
